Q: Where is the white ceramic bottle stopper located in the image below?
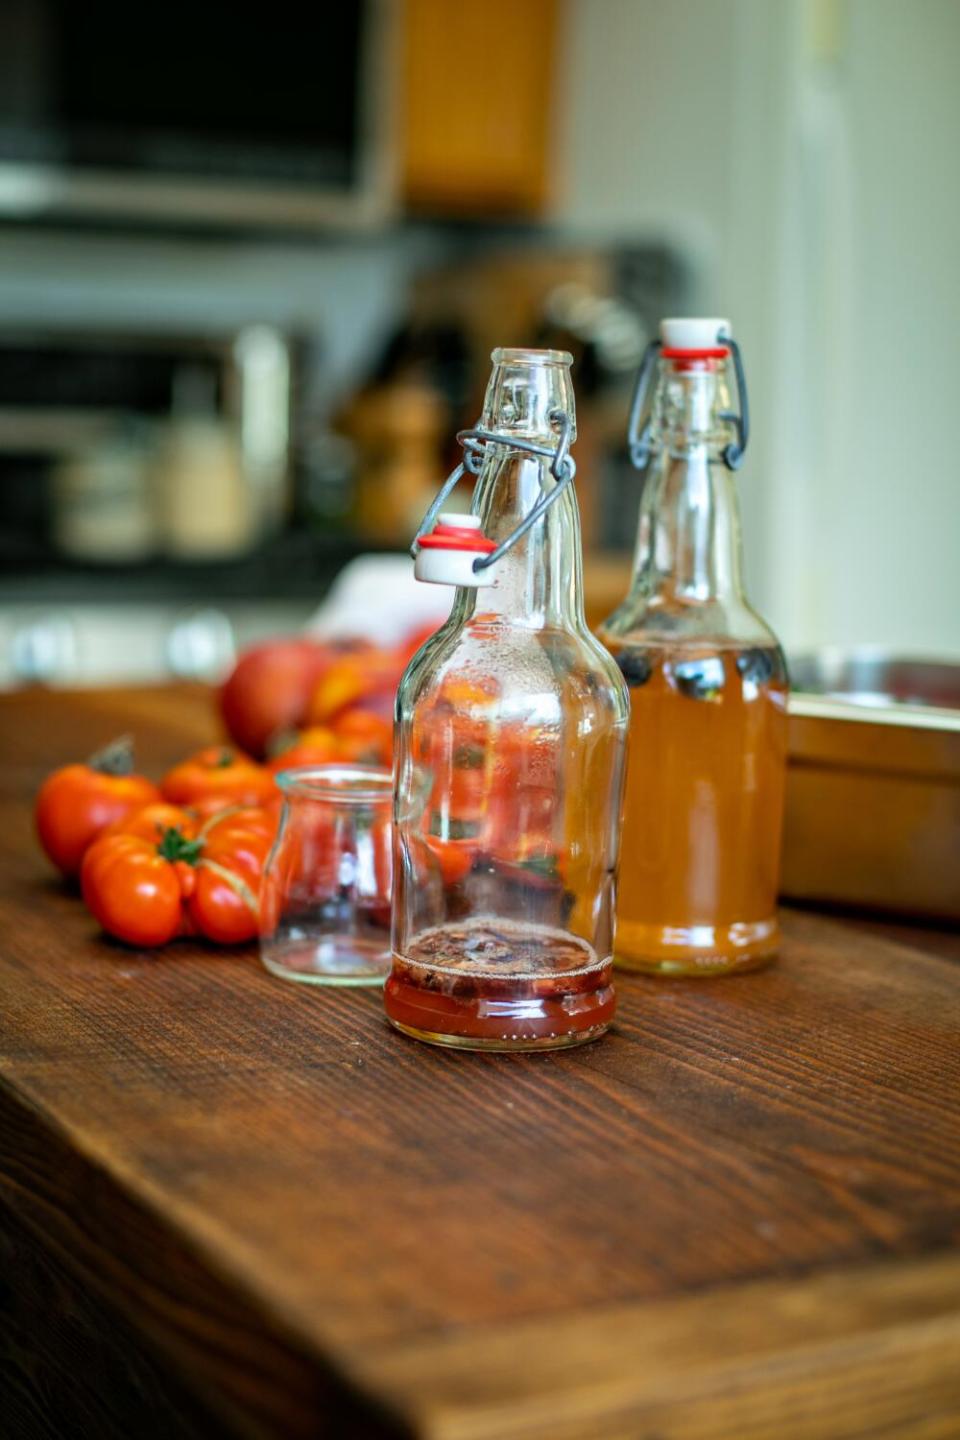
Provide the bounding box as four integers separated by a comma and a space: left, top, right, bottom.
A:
414, 513, 501, 587
660, 317, 731, 351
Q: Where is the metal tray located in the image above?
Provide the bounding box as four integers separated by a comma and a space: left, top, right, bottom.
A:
789, 651, 960, 710
783, 652, 960, 921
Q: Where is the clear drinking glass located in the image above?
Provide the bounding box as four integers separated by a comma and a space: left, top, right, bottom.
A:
259, 765, 393, 985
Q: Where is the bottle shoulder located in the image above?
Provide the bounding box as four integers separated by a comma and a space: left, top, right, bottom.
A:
397, 617, 629, 726
598, 590, 781, 653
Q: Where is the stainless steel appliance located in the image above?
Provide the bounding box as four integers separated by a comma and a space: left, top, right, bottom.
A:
0, 0, 394, 230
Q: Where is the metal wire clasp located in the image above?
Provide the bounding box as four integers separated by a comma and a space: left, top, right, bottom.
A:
627, 328, 750, 473
410, 409, 577, 574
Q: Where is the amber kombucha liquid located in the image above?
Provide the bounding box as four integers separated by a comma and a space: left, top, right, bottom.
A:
597, 638, 788, 975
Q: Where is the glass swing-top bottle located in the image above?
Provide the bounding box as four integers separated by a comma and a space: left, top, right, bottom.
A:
597, 319, 788, 976
386, 348, 630, 1051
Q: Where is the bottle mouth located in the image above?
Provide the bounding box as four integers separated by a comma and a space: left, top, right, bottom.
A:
491, 347, 573, 367
274, 763, 393, 805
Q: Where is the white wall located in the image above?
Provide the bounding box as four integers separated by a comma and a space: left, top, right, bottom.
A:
556, 0, 960, 658
808, 0, 960, 655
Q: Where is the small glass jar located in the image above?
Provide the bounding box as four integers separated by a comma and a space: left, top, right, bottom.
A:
259, 765, 393, 986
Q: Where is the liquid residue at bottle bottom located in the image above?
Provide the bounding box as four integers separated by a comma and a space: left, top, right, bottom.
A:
385, 917, 615, 1052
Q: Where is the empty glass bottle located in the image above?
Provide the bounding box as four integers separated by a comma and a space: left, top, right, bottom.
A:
597, 319, 788, 976
386, 348, 630, 1050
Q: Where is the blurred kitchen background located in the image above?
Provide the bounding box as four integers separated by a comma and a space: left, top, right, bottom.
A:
1, 0, 957, 687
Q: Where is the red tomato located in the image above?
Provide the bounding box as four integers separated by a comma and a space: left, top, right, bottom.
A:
367, 818, 394, 928
307, 651, 401, 726
161, 746, 276, 810
332, 708, 393, 764
81, 808, 274, 948
196, 805, 278, 848
424, 834, 476, 886
189, 811, 273, 944
219, 637, 368, 758
100, 801, 198, 843
187, 793, 237, 822
35, 737, 160, 877
259, 809, 338, 936
266, 725, 339, 775
185, 792, 280, 826
81, 832, 188, 947
487, 723, 557, 861
103, 801, 277, 846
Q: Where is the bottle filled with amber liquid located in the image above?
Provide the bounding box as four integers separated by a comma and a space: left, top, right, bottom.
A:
387, 348, 629, 1050
598, 319, 788, 976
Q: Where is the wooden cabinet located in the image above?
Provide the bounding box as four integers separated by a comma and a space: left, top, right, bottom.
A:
399, 0, 560, 216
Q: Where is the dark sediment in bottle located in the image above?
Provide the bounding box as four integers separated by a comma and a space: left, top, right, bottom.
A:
385, 917, 615, 1050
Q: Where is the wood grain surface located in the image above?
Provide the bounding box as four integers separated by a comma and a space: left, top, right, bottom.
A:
1, 685, 959, 1438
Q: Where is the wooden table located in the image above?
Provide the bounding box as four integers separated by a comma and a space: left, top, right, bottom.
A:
2, 686, 960, 1440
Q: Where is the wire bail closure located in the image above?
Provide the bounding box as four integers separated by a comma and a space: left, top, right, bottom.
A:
627, 328, 750, 473
410, 409, 577, 575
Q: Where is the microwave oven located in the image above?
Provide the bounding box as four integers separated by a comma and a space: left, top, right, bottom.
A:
0, 0, 395, 230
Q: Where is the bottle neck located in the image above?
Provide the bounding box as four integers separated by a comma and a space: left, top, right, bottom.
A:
465, 453, 585, 630
631, 362, 746, 605
454, 351, 585, 631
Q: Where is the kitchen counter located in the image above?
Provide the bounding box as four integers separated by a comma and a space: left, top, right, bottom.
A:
2, 685, 960, 1439
0, 550, 633, 687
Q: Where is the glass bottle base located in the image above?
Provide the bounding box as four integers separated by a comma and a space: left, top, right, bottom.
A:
614, 916, 780, 978
386, 1017, 611, 1053
261, 934, 391, 987
384, 920, 616, 1051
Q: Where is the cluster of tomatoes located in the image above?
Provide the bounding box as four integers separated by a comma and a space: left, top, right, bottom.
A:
35, 629, 432, 950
